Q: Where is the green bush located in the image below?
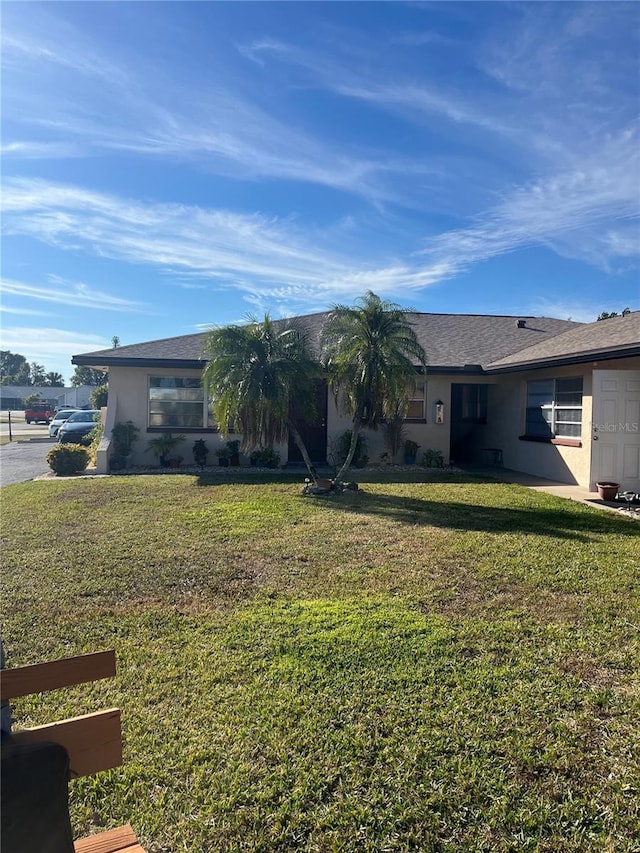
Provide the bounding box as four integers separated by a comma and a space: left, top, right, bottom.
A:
249, 447, 281, 468
422, 448, 445, 468
90, 384, 108, 408
46, 443, 90, 476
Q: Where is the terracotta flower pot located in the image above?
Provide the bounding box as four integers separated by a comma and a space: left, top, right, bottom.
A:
596, 482, 619, 501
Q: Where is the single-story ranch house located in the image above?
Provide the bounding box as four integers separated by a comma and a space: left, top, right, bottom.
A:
73, 310, 640, 492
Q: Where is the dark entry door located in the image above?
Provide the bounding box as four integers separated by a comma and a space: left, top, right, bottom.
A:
288, 381, 328, 465
450, 383, 488, 463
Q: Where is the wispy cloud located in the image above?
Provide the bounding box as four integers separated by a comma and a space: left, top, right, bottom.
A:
0, 304, 52, 317
0, 178, 451, 312
3, 169, 637, 322
1, 276, 146, 312
421, 127, 640, 274
1, 17, 423, 208
1, 141, 83, 159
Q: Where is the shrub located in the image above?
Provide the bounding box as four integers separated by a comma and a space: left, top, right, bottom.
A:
422, 448, 445, 468
87, 420, 104, 466
193, 439, 209, 467
90, 384, 108, 408
111, 420, 139, 456
109, 421, 138, 470
249, 447, 281, 468
383, 415, 407, 461
404, 439, 419, 459
46, 443, 90, 476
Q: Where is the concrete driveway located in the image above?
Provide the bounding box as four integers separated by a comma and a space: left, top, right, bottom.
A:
0, 439, 53, 487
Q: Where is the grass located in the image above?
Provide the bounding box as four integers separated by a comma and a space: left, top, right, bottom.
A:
2, 472, 639, 852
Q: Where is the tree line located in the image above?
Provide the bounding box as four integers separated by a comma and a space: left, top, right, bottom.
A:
0, 351, 105, 387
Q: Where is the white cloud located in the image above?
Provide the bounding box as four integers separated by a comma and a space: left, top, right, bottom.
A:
1, 141, 82, 159
0, 304, 51, 317
2, 167, 638, 321
0, 178, 448, 311
1, 276, 146, 312
420, 129, 640, 274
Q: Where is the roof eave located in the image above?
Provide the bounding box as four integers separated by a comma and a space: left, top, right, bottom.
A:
71, 355, 207, 370
485, 345, 640, 374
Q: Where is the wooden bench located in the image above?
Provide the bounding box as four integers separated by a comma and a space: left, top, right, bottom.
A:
1, 650, 144, 853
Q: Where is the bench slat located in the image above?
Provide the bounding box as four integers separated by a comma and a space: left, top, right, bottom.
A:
1, 651, 116, 700
73, 824, 140, 853
12, 709, 122, 778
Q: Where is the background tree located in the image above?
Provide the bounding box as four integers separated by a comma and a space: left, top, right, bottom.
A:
71, 366, 105, 386
24, 393, 42, 408
321, 291, 427, 482
112, 336, 121, 348
44, 372, 65, 387
203, 315, 320, 481
29, 362, 47, 386
0, 351, 31, 385
597, 307, 631, 320
91, 384, 109, 408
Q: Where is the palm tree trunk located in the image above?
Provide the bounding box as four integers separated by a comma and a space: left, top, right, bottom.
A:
287, 420, 318, 483
334, 413, 364, 482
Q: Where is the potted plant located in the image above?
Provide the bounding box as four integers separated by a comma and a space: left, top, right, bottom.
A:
217, 445, 230, 467
226, 439, 240, 466
146, 433, 185, 468
596, 481, 620, 501
404, 438, 419, 464
193, 439, 209, 469
110, 420, 139, 470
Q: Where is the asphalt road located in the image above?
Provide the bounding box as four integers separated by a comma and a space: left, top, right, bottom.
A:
0, 438, 53, 487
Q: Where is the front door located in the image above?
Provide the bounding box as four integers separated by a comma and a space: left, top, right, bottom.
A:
288, 381, 328, 465
591, 370, 640, 491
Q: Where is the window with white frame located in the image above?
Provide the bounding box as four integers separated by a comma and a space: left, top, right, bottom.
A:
405, 377, 426, 420
525, 377, 583, 439
148, 376, 213, 428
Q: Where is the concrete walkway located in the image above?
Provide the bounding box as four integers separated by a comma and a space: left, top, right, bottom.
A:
462, 465, 640, 519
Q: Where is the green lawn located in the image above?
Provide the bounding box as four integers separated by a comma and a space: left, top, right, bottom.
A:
2, 473, 639, 852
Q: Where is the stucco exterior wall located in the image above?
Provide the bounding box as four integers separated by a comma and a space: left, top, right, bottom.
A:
326, 375, 452, 466
103, 357, 638, 484
481, 364, 593, 487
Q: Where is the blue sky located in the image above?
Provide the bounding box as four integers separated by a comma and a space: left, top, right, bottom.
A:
1, 1, 639, 382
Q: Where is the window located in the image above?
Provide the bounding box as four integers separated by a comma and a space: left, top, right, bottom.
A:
148, 376, 212, 429
525, 377, 583, 439
406, 377, 426, 420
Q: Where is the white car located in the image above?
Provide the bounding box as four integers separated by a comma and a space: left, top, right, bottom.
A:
49, 408, 82, 439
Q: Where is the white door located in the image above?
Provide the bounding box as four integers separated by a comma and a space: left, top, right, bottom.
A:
591, 369, 640, 491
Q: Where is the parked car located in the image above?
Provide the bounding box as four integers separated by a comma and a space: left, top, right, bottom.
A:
49, 408, 82, 439
57, 410, 101, 445
24, 403, 55, 424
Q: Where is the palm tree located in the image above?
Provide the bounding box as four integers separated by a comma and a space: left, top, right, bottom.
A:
45, 371, 65, 387
321, 291, 427, 482
202, 315, 320, 482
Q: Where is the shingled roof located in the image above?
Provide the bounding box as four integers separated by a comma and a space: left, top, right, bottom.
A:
485, 311, 640, 371
73, 312, 587, 373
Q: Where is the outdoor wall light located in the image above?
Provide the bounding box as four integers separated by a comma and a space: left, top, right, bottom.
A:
435, 400, 445, 424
